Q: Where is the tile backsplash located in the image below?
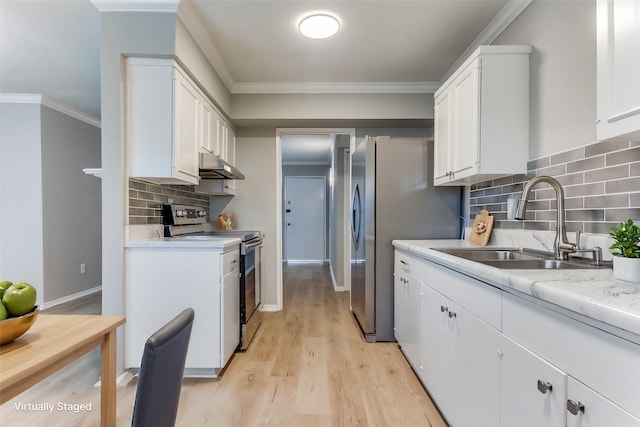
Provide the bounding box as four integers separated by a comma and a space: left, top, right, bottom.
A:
469, 139, 640, 234
129, 179, 209, 224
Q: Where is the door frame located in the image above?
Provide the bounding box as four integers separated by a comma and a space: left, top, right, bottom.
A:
283, 175, 327, 262
274, 128, 356, 311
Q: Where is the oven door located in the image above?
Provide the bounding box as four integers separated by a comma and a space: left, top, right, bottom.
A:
241, 240, 261, 324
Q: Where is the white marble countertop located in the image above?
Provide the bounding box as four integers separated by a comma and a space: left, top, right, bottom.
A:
393, 238, 640, 340
124, 224, 241, 250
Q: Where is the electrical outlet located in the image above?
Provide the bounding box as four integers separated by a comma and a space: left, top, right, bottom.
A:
81, 263, 86, 275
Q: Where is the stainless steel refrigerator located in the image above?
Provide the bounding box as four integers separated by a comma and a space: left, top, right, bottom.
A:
350, 136, 461, 342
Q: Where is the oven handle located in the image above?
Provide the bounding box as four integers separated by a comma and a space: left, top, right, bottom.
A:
243, 239, 263, 251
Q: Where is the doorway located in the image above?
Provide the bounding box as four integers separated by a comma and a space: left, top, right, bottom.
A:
284, 176, 326, 262
274, 128, 356, 310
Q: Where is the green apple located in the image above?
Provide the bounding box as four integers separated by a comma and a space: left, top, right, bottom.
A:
2, 282, 36, 316
0, 281, 13, 299
0, 301, 7, 321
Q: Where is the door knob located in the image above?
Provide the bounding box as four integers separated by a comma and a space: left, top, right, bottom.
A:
287, 223, 292, 226
440, 305, 448, 313
448, 311, 457, 318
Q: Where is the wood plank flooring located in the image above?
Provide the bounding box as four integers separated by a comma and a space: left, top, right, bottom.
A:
0, 263, 447, 426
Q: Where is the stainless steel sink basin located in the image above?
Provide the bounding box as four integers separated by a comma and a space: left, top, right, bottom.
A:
435, 247, 604, 270
436, 248, 545, 262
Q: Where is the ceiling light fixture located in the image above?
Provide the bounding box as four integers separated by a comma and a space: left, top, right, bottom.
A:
298, 13, 340, 39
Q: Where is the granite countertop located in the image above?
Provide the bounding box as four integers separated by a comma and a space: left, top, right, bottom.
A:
393, 238, 640, 340
124, 225, 241, 250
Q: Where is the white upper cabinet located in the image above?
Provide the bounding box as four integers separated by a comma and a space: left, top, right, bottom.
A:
434, 45, 531, 186
596, 0, 640, 141
126, 58, 201, 185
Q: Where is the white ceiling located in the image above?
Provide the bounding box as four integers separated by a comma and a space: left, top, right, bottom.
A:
0, 0, 519, 161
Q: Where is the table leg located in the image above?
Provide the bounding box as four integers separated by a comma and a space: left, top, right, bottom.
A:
101, 329, 117, 427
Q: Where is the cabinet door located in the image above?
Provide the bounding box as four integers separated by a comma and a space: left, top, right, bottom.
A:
198, 98, 214, 154
221, 265, 240, 366
596, 0, 640, 140
174, 70, 200, 181
433, 91, 452, 183
394, 273, 421, 369
501, 336, 567, 427
567, 377, 640, 427
451, 58, 480, 179
449, 300, 501, 427
420, 283, 454, 422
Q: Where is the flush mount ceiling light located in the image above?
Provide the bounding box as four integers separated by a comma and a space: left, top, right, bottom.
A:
298, 13, 340, 39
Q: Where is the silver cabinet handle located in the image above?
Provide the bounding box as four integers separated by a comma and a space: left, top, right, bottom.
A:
448, 311, 457, 318
567, 400, 585, 416
537, 380, 553, 394
440, 305, 448, 313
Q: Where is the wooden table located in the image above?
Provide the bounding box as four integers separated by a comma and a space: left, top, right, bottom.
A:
0, 314, 125, 427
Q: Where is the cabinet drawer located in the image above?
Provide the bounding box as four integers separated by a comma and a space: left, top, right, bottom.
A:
503, 292, 640, 419
395, 250, 430, 281
222, 249, 240, 275
423, 260, 501, 330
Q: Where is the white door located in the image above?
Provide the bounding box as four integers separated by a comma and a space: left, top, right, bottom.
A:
284, 177, 326, 261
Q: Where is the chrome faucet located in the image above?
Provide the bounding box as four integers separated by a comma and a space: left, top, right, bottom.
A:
515, 176, 576, 260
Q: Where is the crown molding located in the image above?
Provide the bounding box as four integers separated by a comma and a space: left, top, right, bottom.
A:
232, 81, 441, 95
177, 0, 235, 91
440, 0, 533, 83
0, 94, 101, 128
91, 0, 179, 13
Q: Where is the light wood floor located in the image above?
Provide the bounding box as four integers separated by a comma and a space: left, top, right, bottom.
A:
1, 263, 446, 426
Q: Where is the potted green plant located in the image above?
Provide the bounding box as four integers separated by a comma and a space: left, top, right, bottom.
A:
609, 219, 640, 282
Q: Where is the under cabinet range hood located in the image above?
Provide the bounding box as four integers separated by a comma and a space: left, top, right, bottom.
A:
199, 152, 245, 180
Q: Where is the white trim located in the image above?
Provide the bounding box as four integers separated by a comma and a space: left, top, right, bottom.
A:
91, 0, 179, 13
231, 81, 440, 94
40, 285, 102, 311
329, 262, 347, 292
0, 94, 101, 128
343, 146, 352, 292
440, 0, 533, 83
260, 304, 281, 312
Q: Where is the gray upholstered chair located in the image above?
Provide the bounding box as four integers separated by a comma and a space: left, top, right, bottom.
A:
131, 308, 195, 427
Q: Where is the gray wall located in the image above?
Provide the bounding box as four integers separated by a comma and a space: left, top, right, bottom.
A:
493, 0, 597, 158
41, 106, 102, 301
0, 103, 101, 305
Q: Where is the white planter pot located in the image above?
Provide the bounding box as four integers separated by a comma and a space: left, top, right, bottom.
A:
612, 256, 640, 283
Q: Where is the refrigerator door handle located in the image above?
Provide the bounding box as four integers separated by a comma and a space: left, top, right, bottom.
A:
351, 182, 362, 250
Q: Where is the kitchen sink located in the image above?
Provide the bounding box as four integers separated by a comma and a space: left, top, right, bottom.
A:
434, 247, 604, 270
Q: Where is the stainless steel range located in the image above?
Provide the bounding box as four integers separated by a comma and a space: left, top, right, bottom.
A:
162, 204, 263, 351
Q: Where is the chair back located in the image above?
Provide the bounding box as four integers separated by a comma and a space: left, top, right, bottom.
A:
131, 308, 195, 427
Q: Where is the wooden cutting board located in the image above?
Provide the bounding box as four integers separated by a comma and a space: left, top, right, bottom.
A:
469, 209, 494, 246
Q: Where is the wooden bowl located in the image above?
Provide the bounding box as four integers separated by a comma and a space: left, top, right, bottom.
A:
0, 307, 39, 345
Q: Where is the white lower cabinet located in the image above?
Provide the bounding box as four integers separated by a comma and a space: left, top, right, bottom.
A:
501, 336, 568, 427
221, 249, 240, 367
394, 272, 421, 368
393, 248, 640, 427
125, 246, 240, 377
420, 283, 501, 427
566, 377, 640, 427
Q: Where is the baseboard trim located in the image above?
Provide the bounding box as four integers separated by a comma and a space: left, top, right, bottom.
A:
329, 262, 347, 292
41, 286, 102, 310
260, 304, 281, 312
